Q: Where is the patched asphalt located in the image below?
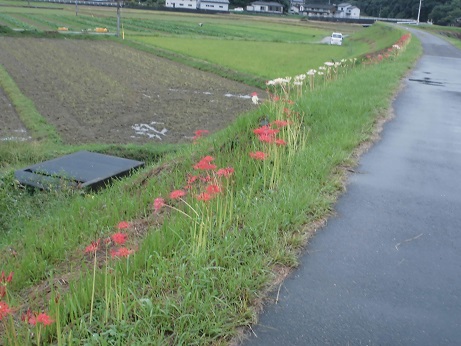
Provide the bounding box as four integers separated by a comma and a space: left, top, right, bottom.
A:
242, 29, 461, 345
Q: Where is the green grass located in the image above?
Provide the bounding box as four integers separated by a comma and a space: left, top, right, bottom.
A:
130, 22, 405, 80
0, 23, 420, 344
417, 23, 461, 50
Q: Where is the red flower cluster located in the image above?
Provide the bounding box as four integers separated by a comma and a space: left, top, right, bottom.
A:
170, 189, 186, 199
0, 271, 13, 298
153, 197, 165, 212
22, 310, 54, 326
110, 247, 134, 258
216, 167, 234, 177
84, 240, 100, 254
111, 232, 128, 245
117, 221, 131, 230
83, 223, 135, 258
0, 301, 12, 321
192, 129, 209, 141
249, 151, 267, 160
193, 156, 217, 171
153, 155, 235, 209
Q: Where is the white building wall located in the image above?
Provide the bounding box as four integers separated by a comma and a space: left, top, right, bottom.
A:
348, 8, 360, 18
198, 0, 228, 10
165, 0, 197, 8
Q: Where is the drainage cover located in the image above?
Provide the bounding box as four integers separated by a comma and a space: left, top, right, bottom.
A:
14, 151, 144, 190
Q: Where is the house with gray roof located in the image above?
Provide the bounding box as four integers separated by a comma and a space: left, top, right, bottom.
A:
246, 1, 283, 14
336, 3, 360, 18
302, 4, 336, 17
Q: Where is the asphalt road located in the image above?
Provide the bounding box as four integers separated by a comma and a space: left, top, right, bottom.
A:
242, 29, 461, 345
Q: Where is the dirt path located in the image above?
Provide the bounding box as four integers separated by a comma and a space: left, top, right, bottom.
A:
0, 87, 30, 141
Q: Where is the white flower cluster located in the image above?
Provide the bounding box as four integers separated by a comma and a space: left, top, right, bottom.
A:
263, 58, 359, 98
392, 44, 401, 50
266, 77, 292, 86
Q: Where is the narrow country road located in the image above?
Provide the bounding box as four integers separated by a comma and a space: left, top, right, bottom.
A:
242, 29, 461, 345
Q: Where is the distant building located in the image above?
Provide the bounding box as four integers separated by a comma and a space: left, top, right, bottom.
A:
302, 4, 336, 17
165, 0, 198, 9
336, 3, 360, 19
198, 0, 229, 11
165, 0, 229, 11
246, 1, 283, 14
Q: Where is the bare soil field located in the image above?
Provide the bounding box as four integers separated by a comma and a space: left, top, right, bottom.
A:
0, 87, 30, 141
0, 37, 258, 144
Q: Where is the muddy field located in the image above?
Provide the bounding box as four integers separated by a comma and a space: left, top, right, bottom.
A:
0, 87, 30, 141
0, 37, 258, 144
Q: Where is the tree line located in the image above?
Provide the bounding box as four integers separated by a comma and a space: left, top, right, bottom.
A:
349, 0, 461, 26
232, 0, 460, 26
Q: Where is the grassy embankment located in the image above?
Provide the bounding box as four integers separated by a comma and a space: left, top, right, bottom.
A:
0, 9, 421, 344
417, 23, 461, 49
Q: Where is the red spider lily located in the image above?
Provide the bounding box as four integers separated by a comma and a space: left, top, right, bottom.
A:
0, 287, 5, 299
0, 301, 12, 321
271, 120, 290, 128
111, 247, 134, 258
170, 190, 186, 199
275, 139, 287, 146
253, 126, 279, 137
196, 192, 213, 202
206, 184, 221, 195
153, 197, 165, 212
216, 167, 234, 177
192, 129, 209, 141
377, 54, 383, 61
200, 175, 211, 183
21, 309, 33, 323
195, 161, 217, 170
1, 271, 13, 284
251, 92, 258, 97
258, 134, 275, 143
117, 221, 130, 230
194, 156, 217, 170
187, 175, 199, 185
201, 156, 214, 162
84, 239, 100, 253
24, 311, 54, 326
270, 94, 280, 102
111, 232, 128, 245
194, 129, 209, 137
249, 151, 267, 160
36, 313, 54, 326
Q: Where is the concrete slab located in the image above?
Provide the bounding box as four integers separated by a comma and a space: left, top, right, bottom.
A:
15, 151, 144, 190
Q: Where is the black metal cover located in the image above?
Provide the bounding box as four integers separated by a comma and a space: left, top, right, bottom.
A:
14, 151, 144, 190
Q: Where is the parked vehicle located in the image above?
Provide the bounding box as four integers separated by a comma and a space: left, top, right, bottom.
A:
330, 32, 343, 46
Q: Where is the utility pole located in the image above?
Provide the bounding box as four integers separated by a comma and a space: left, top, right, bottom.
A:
75, 0, 78, 16
117, 0, 121, 37
417, 0, 422, 24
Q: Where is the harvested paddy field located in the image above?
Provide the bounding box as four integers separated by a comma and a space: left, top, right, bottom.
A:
0, 37, 258, 144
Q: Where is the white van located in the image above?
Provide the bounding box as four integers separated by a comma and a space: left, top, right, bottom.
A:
330, 32, 343, 46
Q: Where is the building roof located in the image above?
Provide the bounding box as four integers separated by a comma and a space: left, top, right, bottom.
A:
250, 1, 283, 6
337, 2, 352, 6
304, 4, 335, 10
200, 0, 229, 3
